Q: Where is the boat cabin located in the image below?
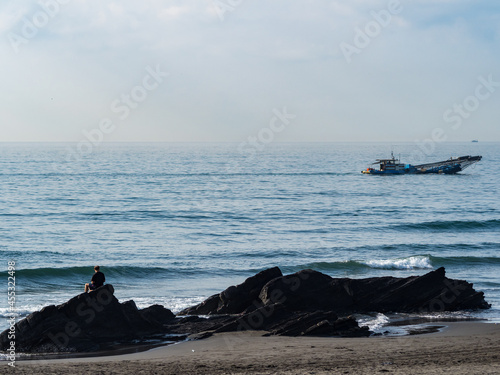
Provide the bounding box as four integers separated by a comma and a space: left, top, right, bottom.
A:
376, 158, 407, 172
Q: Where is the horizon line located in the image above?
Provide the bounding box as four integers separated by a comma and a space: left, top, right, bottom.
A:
0, 140, 496, 144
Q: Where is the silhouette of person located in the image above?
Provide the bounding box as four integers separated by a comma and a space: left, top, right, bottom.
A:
84, 265, 105, 292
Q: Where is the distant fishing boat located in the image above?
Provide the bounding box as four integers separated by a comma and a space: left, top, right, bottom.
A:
362, 152, 482, 175
472, 140, 479, 143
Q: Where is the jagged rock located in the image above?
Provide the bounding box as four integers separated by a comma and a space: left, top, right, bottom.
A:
214, 303, 369, 337
303, 317, 366, 337
214, 303, 291, 333
259, 267, 490, 314
268, 309, 342, 336
140, 304, 175, 326
0, 285, 174, 353
166, 315, 233, 336
179, 294, 220, 315
178, 267, 283, 315
259, 269, 345, 311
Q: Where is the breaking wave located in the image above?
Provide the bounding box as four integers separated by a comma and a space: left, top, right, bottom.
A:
289, 254, 500, 273
362, 255, 433, 270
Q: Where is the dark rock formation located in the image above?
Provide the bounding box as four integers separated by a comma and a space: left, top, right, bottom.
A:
0, 285, 176, 353
0, 267, 490, 354
179, 267, 283, 315
259, 269, 345, 311
140, 304, 176, 326
259, 267, 490, 314
212, 303, 367, 337
181, 267, 489, 318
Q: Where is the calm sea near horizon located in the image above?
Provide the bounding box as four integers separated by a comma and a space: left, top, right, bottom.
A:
1, 142, 499, 334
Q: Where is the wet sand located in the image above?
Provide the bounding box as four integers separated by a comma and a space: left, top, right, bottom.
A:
6, 322, 500, 374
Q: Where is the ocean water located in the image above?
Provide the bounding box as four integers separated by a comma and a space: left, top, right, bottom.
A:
1, 142, 499, 334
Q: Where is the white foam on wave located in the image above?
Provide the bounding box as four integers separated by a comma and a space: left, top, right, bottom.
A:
356, 313, 390, 331
0, 306, 42, 333
363, 255, 433, 270
0, 306, 38, 320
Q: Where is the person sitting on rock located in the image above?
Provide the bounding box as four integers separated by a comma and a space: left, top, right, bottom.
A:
84, 265, 105, 292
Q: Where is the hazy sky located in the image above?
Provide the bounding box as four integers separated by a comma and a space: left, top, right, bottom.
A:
1, 0, 499, 143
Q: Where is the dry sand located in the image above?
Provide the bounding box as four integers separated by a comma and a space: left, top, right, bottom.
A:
5, 322, 500, 374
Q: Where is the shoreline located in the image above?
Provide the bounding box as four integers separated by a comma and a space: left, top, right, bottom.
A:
6, 321, 500, 374
3, 315, 486, 361
6, 316, 490, 362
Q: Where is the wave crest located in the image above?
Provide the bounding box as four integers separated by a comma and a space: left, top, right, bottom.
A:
288, 255, 434, 273
362, 255, 433, 270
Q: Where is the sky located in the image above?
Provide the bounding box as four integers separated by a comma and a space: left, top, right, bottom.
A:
0, 0, 499, 143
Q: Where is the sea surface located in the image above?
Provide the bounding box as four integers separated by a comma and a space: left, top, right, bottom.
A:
1, 142, 499, 336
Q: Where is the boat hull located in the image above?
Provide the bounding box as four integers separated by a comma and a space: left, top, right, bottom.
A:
362, 164, 467, 175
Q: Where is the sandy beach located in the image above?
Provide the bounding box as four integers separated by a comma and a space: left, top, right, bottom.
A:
5, 322, 500, 374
